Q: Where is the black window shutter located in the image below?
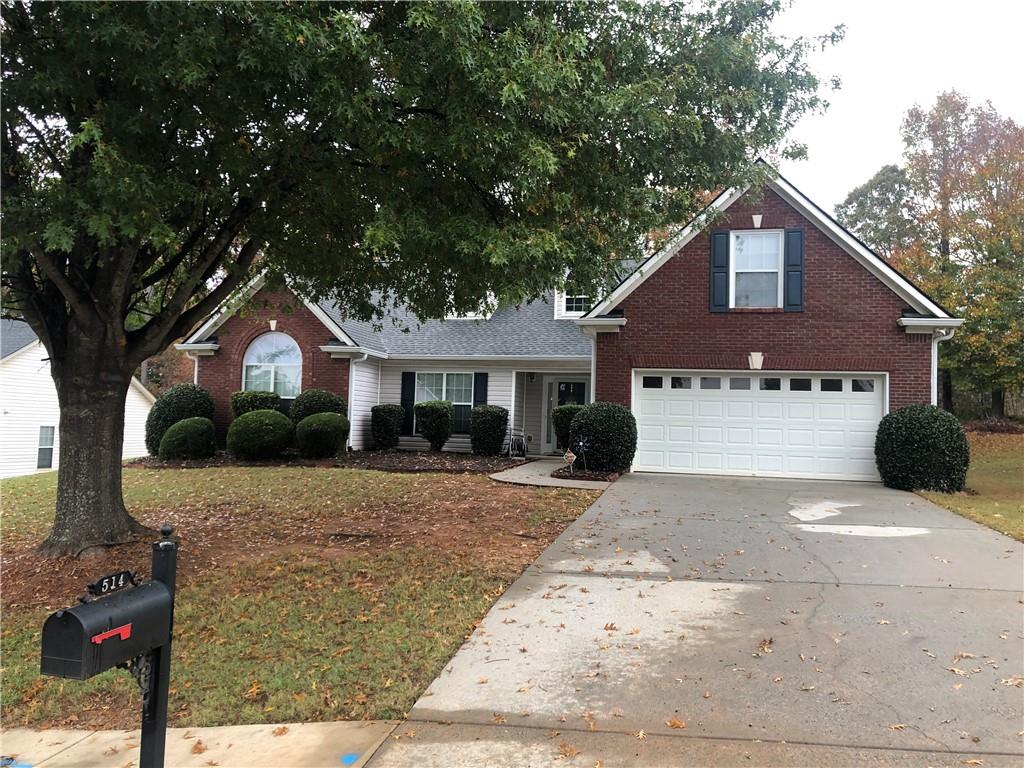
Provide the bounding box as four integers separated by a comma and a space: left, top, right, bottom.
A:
400, 372, 416, 435
783, 229, 805, 312
709, 230, 730, 312
473, 372, 488, 406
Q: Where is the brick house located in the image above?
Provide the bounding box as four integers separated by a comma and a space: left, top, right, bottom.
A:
178, 163, 961, 481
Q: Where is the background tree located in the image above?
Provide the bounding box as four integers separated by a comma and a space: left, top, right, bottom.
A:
837, 91, 1024, 415
2, 1, 837, 554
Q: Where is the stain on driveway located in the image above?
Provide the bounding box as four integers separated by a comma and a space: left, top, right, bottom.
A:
370, 474, 1024, 767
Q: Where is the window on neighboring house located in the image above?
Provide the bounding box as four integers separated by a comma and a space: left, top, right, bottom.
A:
242, 332, 302, 399
37, 425, 55, 469
415, 372, 474, 433
730, 231, 783, 308
564, 295, 590, 314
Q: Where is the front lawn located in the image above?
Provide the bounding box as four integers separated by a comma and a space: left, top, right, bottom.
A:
0, 467, 599, 728
920, 432, 1024, 541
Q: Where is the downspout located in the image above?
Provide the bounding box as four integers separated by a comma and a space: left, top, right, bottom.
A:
346, 352, 369, 451
185, 352, 199, 385
931, 328, 957, 406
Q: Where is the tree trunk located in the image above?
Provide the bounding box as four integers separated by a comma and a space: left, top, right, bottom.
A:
39, 363, 150, 556
991, 388, 1006, 419
940, 369, 954, 412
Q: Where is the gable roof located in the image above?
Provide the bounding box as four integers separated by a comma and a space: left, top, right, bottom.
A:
582, 161, 951, 320
1, 318, 39, 359
182, 282, 593, 359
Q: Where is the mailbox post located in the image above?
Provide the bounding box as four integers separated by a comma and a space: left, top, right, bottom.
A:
41, 524, 178, 768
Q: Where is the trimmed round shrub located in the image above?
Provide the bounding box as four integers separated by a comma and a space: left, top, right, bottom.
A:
158, 417, 216, 460
227, 409, 294, 460
295, 412, 350, 459
568, 401, 638, 473
145, 383, 214, 455
371, 404, 404, 450
231, 390, 282, 418
875, 404, 970, 491
289, 389, 346, 424
551, 404, 586, 451
415, 400, 453, 451
470, 405, 508, 456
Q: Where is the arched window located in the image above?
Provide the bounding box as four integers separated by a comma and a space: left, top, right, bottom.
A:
242, 332, 302, 399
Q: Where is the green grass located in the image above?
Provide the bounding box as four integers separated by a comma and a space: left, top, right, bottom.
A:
921, 432, 1024, 541
0, 466, 598, 728
1, 549, 503, 727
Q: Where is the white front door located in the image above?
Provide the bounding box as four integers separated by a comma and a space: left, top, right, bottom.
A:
632, 370, 885, 480
541, 377, 588, 454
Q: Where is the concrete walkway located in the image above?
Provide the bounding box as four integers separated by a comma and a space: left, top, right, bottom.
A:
1, 721, 397, 767
490, 458, 610, 490
368, 472, 1024, 767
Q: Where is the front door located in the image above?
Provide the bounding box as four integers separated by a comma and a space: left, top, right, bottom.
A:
543, 379, 587, 453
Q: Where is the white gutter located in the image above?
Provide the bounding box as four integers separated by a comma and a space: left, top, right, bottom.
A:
930, 326, 958, 406
898, 317, 964, 333
174, 342, 220, 355
319, 345, 388, 360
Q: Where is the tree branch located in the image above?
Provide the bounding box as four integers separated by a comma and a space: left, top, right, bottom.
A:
31, 248, 99, 325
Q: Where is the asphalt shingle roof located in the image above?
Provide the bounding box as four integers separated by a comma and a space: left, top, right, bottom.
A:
1, 318, 39, 359
318, 291, 592, 357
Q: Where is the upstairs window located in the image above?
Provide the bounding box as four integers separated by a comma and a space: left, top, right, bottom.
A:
730, 231, 783, 308
243, 332, 302, 399
555, 290, 591, 318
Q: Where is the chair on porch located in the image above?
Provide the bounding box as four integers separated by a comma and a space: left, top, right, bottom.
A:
507, 426, 527, 458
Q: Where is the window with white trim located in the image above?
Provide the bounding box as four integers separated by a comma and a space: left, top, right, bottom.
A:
37, 425, 55, 469
242, 332, 302, 399
415, 372, 474, 433
554, 290, 591, 318
730, 231, 783, 308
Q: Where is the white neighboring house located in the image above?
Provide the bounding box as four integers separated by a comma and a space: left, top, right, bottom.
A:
0, 319, 155, 479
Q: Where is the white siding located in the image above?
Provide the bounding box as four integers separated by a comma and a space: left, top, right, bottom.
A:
375, 359, 588, 453
348, 358, 381, 450
0, 343, 154, 479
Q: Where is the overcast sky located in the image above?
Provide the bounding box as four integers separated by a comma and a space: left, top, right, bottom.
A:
772, 0, 1024, 213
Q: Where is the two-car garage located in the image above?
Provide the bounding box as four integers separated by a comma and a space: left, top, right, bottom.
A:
631, 370, 885, 481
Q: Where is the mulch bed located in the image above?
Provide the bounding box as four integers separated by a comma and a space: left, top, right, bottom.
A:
125, 450, 524, 474
964, 418, 1024, 434
551, 465, 619, 482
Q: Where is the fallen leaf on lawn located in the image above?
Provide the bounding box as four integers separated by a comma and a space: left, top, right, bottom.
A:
666, 717, 687, 729
953, 651, 977, 662
889, 723, 907, 731
492, 713, 506, 724
272, 726, 288, 737
922, 649, 937, 658
758, 637, 774, 654
948, 667, 968, 677
703, 691, 711, 699
603, 622, 618, 631
772, 676, 783, 683
478, 676, 489, 684
1000, 676, 1024, 688
547, 730, 561, 739
800, 685, 816, 691
403, 730, 417, 739
634, 730, 647, 740
558, 742, 581, 759
191, 741, 207, 755
877, 619, 890, 625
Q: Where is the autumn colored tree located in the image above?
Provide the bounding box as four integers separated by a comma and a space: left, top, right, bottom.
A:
837, 91, 1024, 415
1, 1, 838, 554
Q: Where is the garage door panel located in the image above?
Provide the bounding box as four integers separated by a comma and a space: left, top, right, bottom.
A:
633, 370, 883, 481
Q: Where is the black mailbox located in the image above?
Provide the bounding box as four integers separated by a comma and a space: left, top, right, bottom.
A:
41, 580, 172, 680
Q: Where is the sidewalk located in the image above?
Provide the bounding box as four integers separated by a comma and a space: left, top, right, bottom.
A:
1, 721, 397, 768
489, 458, 610, 490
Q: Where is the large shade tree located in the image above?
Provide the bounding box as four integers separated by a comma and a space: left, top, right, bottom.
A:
2, 1, 836, 554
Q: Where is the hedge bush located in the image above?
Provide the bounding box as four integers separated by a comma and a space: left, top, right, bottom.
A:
289, 389, 346, 424
568, 401, 638, 473
371, 404, 404, 450
295, 412, 350, 459
875, 404, 970, 491
158, 417, 216, 460
551, 404, 586, 451
227, 409, 295, 460
145, 383, 215, 455
415, 400, 453, 451
470, 405, 508, 456
230, 390, 282, 418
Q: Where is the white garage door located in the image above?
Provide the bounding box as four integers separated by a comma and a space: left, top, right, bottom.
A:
632, 371, 885, 481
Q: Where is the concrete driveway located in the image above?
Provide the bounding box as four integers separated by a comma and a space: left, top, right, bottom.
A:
369, 474, 1024, 767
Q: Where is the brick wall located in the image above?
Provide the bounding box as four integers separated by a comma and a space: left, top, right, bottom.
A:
196, 289, 350, 434
595, 187, 932, 410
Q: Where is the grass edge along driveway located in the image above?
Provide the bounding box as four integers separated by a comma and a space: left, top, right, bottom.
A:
0, 466, 599, 729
